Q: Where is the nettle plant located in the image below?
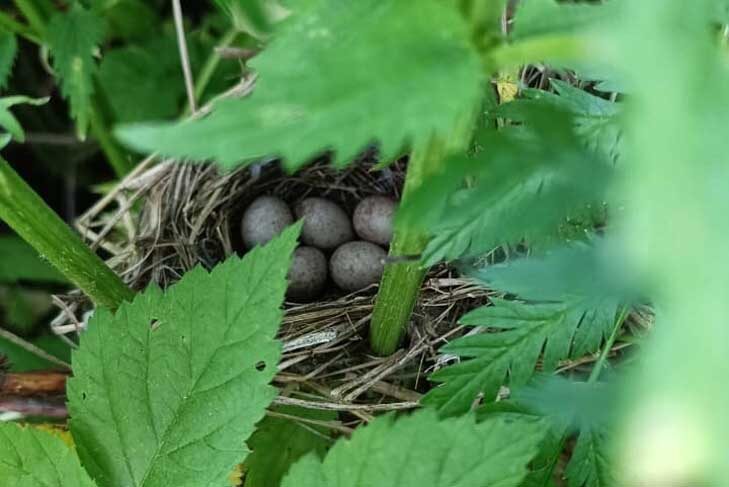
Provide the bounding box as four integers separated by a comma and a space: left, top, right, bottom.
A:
2, 0, 729, 485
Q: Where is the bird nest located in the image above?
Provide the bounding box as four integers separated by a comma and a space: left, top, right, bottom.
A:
51, 152, 493, 419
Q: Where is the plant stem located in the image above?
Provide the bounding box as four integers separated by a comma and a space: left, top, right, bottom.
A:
0, 157, 134, 310
190, 28, 239, 112
89, 102, 134, 177
588, 305, 630, 383
369, 136, 452, 356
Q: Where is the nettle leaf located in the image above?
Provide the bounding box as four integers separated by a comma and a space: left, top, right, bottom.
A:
0, 30, 17, 90
565, 427, 616, 487
118, 0, 483, 170
99, 36, 187, 123
400, 107, 613, 266
0, 422, 96, 486
497, 81, 622, 163
67, 224, 300, 487
244, 406, 335, 487
282, 410, 547, 487
46, 4, 105, 139
422, 298, 619, 417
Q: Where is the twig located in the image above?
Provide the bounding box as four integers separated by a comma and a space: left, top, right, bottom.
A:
0, 396, 67, 419
1, 371, 67, 396
273, 396, 419, 412
266, 409, 353, 436
172, 0, 197, 114
0, 327, 71, 370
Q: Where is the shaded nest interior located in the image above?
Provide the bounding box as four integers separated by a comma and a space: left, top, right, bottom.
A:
53, 152, 493, 419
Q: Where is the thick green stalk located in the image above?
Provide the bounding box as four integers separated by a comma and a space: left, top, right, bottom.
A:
369, 136, 452, 356
0, 157, 134, 309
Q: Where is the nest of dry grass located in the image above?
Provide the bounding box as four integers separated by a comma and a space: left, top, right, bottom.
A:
50, 151, 493, 420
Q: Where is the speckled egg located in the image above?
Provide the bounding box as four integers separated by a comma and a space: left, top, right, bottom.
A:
295, 197, 353, 249
287, 246, 328, 300
240, 196, 293, 249
329, 241, 386, 292
353, 196, 397, 245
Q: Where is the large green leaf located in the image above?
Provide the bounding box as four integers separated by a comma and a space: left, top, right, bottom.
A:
98, 36, 187, 123
46, 4, 105, 139
244, 406, 335, 487
67, 224, 300, 487
565, 428, 615, 487
282, 410, 547, 487
422, 298, 619, 417
0, 422, 96, 486
398, 107, 613, 266
117, 0, 483, 170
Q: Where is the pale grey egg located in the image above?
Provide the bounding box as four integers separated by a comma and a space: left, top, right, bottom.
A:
241, 196, 293, 249
287, 246, 328, 300
330, 241, 386, 292
353, 196, 397, 245
295, 197, 353, 249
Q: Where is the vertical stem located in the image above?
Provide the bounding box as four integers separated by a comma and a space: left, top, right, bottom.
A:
89, 102, 134, 177
190, 28, 239, 112
588, 305, 630, 383
172, 0, 197, 114
0, 157, 134, 310
369, 136, 452, 356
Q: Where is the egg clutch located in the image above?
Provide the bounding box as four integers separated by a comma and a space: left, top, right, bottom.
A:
240, 194, 397, 300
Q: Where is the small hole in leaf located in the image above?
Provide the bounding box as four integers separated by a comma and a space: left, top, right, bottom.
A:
82, 392, 87, 400
255, 361, 266, 372
150, 319, 161, 331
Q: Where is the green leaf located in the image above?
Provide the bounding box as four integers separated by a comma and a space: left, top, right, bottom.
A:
67, 224, 301, 487
511, 0, 614, 41
497, 81, 622, 162
0, 30, 17, 90
484, 0, 615, 71
46, 4, 105, 139
244, 406, 335, 487
98, 36, 187, 123
467, 239, 637, 305
565, 427, 616, 487
476, 406, 567, 487
0, 422, 97, 486
422, 298, 619, 416
117, 0, 483, 170
0, 235, 66, 284
214, 0, 287, 38
399, 107, 613, 266
282, 410, 547, 487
